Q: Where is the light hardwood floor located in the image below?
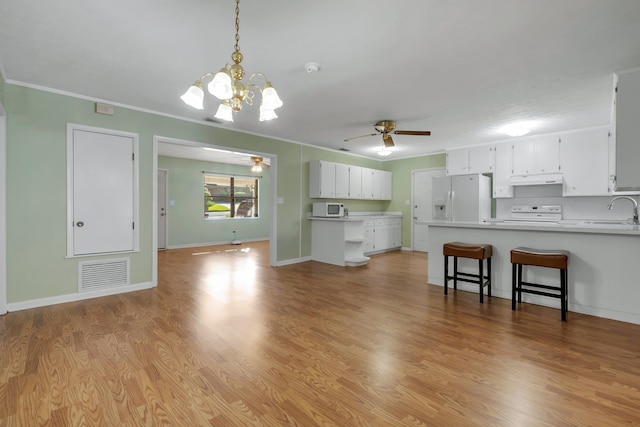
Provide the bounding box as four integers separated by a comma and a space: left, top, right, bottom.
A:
1, 241, 639, 426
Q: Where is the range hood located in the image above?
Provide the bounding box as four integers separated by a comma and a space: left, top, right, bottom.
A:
509, 173, 563, 186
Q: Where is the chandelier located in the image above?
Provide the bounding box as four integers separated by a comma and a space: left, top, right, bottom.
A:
180, 0, 283, 122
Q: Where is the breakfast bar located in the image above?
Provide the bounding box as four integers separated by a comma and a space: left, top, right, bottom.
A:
427, 221, 640, 324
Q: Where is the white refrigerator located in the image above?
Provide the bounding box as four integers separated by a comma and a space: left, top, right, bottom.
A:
432, 174, 491, 222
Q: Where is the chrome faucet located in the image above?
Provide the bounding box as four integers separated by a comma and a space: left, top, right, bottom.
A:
607, 196, 639, 225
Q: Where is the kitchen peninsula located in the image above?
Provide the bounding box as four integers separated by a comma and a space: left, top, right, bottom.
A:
310, 213, 402, 266
427, 221, 640, 324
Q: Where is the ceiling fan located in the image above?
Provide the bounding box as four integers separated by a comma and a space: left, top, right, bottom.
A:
344, 120, 431, 147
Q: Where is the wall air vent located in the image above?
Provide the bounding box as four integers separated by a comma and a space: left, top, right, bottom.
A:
78, 258, 130, 292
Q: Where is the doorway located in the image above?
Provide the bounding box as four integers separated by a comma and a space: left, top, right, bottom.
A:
157, 169, 167, 250
151, 136, 278, 287
411, 168, 445, 252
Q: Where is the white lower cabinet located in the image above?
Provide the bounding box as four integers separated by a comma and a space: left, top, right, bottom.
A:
365, 217, 402, 255
311, 219, 370, 267
363, 220, 374, 254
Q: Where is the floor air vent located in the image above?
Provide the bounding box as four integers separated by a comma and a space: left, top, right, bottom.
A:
78, 258, 130, 292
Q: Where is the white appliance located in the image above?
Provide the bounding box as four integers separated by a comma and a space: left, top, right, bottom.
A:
432, 174, 491, 222
312, 202, 345, 218
506, 204, 563, 223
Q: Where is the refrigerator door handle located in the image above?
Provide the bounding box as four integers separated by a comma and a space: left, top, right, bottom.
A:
449, 190, 455, 221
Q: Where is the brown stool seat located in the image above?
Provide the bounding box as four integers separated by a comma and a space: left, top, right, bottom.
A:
443, 242, 493, 303
511, 247, 570, 321
443, 242, 493, 260
511, 247, 568, 269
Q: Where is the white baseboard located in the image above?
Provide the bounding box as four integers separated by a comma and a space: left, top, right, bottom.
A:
6, 281, 154, 313
166, 238, 268, 250
275, 256, 311, 266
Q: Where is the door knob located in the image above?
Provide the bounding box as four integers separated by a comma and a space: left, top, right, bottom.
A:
76, 221, 84, 227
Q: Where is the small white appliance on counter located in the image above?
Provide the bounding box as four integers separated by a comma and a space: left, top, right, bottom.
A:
432, 174, 491, 222
312, 202, 345, 218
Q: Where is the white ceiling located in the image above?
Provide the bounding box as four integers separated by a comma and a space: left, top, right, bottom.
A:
2, 0, 640, 161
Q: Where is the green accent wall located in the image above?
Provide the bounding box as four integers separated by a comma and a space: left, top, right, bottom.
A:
158, 156, 270, 246
3, 82, 445, 305
386, 154, 447, 246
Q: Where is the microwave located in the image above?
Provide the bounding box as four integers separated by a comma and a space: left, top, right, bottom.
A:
312, 202, 345, 218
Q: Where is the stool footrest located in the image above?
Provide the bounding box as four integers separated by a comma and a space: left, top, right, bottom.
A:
519, 281, 562, 293
446, 272, 490, 288
518, 287, 562, 299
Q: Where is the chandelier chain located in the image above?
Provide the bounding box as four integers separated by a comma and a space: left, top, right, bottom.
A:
234, 0, 240, 52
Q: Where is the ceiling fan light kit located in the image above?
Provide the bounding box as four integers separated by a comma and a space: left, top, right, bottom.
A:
345, 120, 431, 153
180, 0, 283, 122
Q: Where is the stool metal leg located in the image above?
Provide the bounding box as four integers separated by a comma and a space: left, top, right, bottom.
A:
444, 255, 448, 296
517, 264, 523, 303
511, 263, 517, 310
453, 256, 458, 290
478, 259, 484, 303
487, 257, 492, 298
561, 268, 567, 321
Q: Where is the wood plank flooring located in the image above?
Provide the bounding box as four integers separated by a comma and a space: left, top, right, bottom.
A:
1, 241, 640, 425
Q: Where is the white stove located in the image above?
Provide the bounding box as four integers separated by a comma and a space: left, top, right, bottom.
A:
506, 204, 563, 223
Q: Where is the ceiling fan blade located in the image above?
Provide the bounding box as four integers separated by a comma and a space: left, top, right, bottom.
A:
383, 134, 394, 147
393, 130, 431, 136
344, 133, 377, 142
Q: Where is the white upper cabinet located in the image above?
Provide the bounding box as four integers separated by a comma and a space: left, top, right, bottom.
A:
309, 160, 336, 198
493, 143, 514, 198
560, 128, 610, 196
468, 145, 494, 174
349, 166, 362, 199
446, 146, 493, 175
373, 170, 392, 200
615, 68, 640, 191
512, 135, 560, 175
310, 160, 392, 200
446, 149, 469, 175
361, 168, 374, 199
335, 163, 350, 198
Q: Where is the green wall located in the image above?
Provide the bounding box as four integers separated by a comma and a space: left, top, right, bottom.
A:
4, 82, 446, 305
158, 156, 270, 247
386, 154, 447, 246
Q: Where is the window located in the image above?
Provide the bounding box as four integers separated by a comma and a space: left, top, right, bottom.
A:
204, 174, 259, 219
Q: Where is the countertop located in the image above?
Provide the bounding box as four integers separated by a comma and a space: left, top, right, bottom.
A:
308, 212, 402, 222
427, 220, 640, 235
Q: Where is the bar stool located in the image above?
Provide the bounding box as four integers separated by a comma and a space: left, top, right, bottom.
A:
511, 247, 570, 321
443, 242, 493, 303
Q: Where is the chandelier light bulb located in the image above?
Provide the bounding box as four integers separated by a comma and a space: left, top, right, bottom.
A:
261, 85, 283, 110
251, 164, 263, 173
208, 69, 233, 99
180, 82, 205, 110
214, 103, 234, 122
259, 106, 278, 121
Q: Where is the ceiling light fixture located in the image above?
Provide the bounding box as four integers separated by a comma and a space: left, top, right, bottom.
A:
501, 122, 534, 137
180, 0, 283, 122
377, 147, 392, 157
251, 156, 264, 173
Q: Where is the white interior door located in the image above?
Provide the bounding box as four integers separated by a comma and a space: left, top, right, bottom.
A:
68, 126, 138, 256
157, 169, 168, 249
412, 168, 445, 252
